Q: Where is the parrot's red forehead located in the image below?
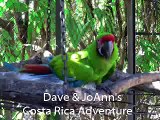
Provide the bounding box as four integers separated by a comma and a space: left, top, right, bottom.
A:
101, 34, 115, 43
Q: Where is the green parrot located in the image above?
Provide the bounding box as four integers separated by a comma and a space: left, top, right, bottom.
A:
49, 32, 119, 84
10, 32, 118, 84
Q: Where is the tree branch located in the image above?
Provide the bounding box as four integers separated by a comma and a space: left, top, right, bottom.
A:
0, 70, 159, 109
108, 73, 160, 95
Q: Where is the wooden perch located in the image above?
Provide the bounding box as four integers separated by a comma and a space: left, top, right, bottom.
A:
108, 72, 160, 95
0, 70, 160, 109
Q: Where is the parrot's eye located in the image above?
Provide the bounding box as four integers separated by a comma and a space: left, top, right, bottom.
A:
97, 39, 100, 43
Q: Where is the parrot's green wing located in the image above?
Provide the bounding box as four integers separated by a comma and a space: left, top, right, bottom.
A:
49, 50, 100, 84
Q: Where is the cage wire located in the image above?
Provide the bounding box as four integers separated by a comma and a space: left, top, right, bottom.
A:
0, 0, 160, 120
132, 0, 160, 120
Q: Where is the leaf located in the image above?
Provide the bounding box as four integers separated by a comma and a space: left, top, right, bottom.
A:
66, 10, 81, 48
77, 18, 95, 43
6, 0, 17, 8
93, 8, 104, 21
1, 30, 12, 40
6, 1, 28, 12
10, 55, 16, 61
0, 6, 4, 16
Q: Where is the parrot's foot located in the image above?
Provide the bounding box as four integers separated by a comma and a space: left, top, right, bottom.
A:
68, 80, 84, 88
67, 77, 88, 88
97, 80, 114, 95
102, 86, 112, 95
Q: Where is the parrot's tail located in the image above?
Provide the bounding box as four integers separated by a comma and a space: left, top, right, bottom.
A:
20, 64, 52, 74
3, 62, 52, 74
3, 62, 19, 72
3, 56, 54, 74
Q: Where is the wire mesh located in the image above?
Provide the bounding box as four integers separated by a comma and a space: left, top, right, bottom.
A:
135, 0, 160, 120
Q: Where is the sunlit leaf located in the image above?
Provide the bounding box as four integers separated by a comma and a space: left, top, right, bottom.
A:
6, 1, 28, 12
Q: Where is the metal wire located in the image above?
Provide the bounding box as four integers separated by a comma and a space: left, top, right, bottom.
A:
59, 0, 68, 85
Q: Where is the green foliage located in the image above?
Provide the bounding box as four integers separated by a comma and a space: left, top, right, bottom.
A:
65, 0, 115, 48
137, 38, 160, 72
0, 0, 117, 63
0, 6, 5, 17
1, 30, 12, 40
0, 30, 23, 63
0, 0, 54, 64
6, 0, 28, 12
0, 0, 159, 70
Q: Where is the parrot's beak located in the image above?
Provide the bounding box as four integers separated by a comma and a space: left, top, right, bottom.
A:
99, 41, 113, 59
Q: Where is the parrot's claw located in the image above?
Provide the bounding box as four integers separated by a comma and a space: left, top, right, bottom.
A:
97, 80, 114, 94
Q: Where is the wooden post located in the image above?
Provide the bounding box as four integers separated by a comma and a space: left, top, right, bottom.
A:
56, 0, 62, 55
56, 1, 67, 119
126, 0, 136, 120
